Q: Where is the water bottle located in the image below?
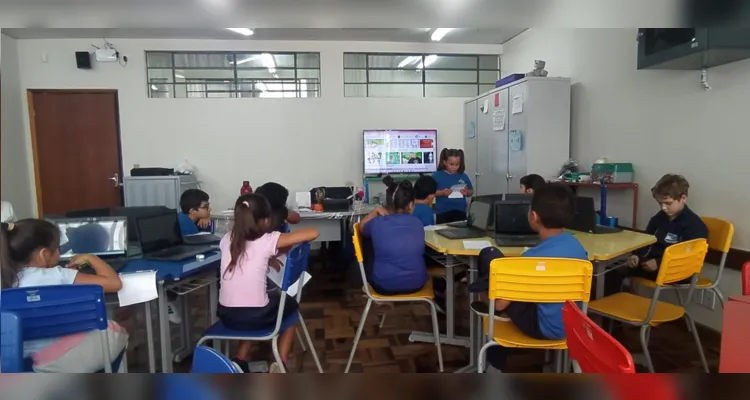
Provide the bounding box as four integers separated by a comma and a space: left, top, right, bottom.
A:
240, 181, 252, 195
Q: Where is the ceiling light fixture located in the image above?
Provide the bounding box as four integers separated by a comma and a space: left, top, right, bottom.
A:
417, 54, 438, 69
232, 55, 261, 65
150, 84, 159, 90
226, 28, 254, 36
175, 74, 185, 79
431, 28, 453, 41
398, 56, 420, 68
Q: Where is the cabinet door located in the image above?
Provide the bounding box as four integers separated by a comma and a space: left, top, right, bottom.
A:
477, 91, 508, 195
507, 82, 528, 192
463, 100, 479, 192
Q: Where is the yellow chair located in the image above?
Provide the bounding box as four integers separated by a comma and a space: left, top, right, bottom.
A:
476, 257, 593, 373
345, 223, 443, 373
589, 238, 709, 373
633, 217, 734, 309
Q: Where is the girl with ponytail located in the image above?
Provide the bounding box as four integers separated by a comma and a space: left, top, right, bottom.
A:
433, 148, 474, 224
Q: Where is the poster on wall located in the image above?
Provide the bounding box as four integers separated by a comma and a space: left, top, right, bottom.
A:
492, 109, 506, 131
512, 94, 524, 114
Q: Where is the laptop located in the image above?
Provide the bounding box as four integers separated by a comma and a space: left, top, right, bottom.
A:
492, 200, 541, 247
567, 196, 622, 234
136, 212, 215, 261
436, 200, 492, 240
50, 216, 130, 271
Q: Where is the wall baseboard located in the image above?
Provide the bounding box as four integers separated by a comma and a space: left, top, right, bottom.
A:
706, 247, 750, 271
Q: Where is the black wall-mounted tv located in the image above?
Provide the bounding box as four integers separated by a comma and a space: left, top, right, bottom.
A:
637, 28, 750, 70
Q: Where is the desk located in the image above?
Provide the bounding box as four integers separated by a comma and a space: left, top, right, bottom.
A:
417, 227, 655, 373
119, 252, 221, 373
720, 296, 750, 372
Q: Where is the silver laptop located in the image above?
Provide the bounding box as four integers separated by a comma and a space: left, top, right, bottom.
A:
49, 216, 128, 261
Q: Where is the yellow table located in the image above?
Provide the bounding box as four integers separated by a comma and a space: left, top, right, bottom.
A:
419, 226, 656, 373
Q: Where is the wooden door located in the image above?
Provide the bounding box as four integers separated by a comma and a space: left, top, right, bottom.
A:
29, 90, 123, 216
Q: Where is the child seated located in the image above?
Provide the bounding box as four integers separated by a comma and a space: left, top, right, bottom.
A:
412, 175, 437, 226
360, 178, 427, 294
255, 182, 301, 232
627, 174, 707, 280
217, 194, 319, 373
519, 174, 545, 194
468, 184, 587, 372
1, 219, 127, 373
177, 189, 213, 236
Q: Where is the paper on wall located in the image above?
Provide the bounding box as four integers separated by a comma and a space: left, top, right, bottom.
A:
117, 270, 158, 307
512, 94, 524, 114
492, 109, 506, 131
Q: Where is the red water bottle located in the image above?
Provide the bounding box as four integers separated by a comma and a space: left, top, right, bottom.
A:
240, 181, 252, 195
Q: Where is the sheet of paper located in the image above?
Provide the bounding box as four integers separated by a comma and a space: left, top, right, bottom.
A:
424, 225, 448, 231
512, 94, 524, 114
448, 191, 464, 199
117, 270, 158, 307
492, 109, 506, 131
266, 254, 312, 297
295, 192, 311, 208
462, 240, 494, 250
449, 184, 466, 199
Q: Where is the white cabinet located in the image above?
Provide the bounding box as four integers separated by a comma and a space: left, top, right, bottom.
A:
464, 77, 571, 195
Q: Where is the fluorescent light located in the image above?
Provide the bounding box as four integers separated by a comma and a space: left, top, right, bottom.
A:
417, 54, 438, 69
398, 56, 419, 68
227, 28, 254, 36
232, 55, 261, 65
150, 84, 159, 90
431, 28, 453, 41
175, 74, 185, 79
261, 53, 276, 73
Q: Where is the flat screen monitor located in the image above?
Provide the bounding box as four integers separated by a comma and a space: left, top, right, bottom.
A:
363, 129, 437, 175
50, 216, 128, 260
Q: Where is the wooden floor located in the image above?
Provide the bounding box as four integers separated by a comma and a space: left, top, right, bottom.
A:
122, 259, 721, 373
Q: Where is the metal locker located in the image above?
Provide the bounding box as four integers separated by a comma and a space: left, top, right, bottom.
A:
463, 100, 479, 192
123, 175, 199, 210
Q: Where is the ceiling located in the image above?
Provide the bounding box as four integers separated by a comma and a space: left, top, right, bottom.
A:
2, 28, 526, 44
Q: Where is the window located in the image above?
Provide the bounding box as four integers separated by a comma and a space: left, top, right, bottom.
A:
146, 52, 321, 98
343, 53, 500, 98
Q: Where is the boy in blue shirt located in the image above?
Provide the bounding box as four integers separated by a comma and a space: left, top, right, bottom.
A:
412, 175, 437, 226
468, 183, 588, 371
177, 189, 212, 236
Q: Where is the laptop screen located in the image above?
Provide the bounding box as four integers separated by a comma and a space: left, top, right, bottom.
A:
51, 217, 127, 260
136, 212, 183, 253
495, 201, 535, 235
469, 201, 491, 230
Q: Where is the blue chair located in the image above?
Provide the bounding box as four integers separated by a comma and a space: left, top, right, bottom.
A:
191, 345, 242, 373
1, 284, 126, 373
1, 311, 24, 373
197, 241, 323, 373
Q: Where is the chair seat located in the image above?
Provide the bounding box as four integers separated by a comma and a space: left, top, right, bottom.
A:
482, 318, 567, 350
633, 275, 714, 289
588, 292, 685, 326
202, 312, 300, 339
368, 279, 435, 300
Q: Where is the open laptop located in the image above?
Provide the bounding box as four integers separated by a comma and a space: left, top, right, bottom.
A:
436, 200, 492, 240
492, 200, 541, 247
136, 212, 216, 261
50, 216, 130, 271
567, 196, 622, 234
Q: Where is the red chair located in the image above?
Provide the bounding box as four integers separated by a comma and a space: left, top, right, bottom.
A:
742, 262, 750, 296
562, 301, 635, 373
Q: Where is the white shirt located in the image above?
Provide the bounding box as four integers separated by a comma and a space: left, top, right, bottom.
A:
17, 267, 79, 356
1, 201, 15, 223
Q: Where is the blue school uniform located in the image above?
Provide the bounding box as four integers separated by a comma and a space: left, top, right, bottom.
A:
177, 212, 211, 236
637, 205, 707, 264
522, 232, 588, 339
361, 214, 427, 292
432, 170, 473, 214
412, 203, 435, 227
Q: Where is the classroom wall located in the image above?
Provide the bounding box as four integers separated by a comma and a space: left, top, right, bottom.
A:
501, 28, 749, 331
11, 38, 502, 213
1, 33, 35, 218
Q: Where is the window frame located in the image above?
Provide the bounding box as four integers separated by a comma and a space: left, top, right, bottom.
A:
343, 52, 500, 98
145, 51, 321, 99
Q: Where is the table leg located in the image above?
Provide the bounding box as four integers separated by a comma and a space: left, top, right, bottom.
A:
157, 282, 173, 373
173, 294, 193, 363
455, 257, 479, 373
144, 300, 156, 373
595, 260, 605, 300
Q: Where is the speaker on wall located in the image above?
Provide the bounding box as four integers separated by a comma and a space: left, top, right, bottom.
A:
75, 51, 92, 69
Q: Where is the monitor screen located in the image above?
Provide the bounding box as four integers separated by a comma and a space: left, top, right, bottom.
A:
51, 217, 128, 260
364, 129, 437, 175
136, 212, 183, 253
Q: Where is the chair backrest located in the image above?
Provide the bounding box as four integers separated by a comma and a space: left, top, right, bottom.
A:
487, 258, 593, 303
562, 301, 635, 373
191, 345, 241, 373
282, 241, 311, 292
654, 239, 708, 285
1, 311, 24, 373
701, 217, 734, 254
352, 222, 365, 263
742, 262, 750, 296
1, 284, 109, 340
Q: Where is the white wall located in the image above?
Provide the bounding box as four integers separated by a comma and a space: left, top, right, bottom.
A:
13, 38, 502, 212
1, 33, 35, 218
501, 28, 748, 331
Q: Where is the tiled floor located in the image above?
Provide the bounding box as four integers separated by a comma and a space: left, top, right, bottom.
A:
123, 259, 721, 373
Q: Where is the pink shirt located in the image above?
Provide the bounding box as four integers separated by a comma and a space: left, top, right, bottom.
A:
219, 231, 280, 307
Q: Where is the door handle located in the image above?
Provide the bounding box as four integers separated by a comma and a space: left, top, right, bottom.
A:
109, 173, 123, 187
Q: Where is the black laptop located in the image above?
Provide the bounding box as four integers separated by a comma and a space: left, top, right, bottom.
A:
567, 196, 622, 234
492, 200, 541, 247
136, 212, 216, 261
437, 200, 492, 240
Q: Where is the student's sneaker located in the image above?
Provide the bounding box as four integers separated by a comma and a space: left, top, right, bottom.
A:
470, 301, 511, 322
269, 362, 285, 373
167, 302, 182, 324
